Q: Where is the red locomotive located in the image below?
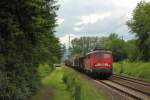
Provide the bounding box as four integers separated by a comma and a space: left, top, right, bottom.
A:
65, 49, 113, 78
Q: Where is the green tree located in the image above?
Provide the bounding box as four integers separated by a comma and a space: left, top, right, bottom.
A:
61, 44, 67, 62
125, 40, 139, 61
127, 1, 150, 61
70, 37, 103, 57
104, 33, 127, 62
0, 0, 60, 99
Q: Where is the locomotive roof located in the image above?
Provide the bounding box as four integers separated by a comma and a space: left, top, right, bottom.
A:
86, 50, 112, 55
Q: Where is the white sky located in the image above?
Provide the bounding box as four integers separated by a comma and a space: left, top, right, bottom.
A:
56, 0, 150, 46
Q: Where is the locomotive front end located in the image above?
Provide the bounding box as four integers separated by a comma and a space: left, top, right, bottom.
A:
92, 50, 113, 78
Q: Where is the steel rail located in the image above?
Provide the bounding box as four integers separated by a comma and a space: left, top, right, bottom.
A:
95, 80, 141, 100
112, 74, 150, 87
109, 79, 150, 96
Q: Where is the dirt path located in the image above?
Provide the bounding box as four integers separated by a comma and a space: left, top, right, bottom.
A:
31, 86, 54, 100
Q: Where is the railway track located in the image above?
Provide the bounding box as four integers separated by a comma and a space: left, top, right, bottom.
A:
94, 75, 150, 100
68, 67, 150, 100
112, 74, 150, 87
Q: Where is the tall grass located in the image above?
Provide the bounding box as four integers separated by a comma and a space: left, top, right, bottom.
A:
113, 61, 150, 81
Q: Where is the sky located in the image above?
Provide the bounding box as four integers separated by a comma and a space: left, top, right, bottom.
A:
55, 0, 150, 46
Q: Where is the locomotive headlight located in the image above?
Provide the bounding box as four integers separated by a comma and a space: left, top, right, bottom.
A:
95, 63, 111, 67
104, 63, 110, 67
95, 63, 102, 66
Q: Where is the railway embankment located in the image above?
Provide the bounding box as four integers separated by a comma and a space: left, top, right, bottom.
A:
62, 66, 108, 100
113, 61, 150, 81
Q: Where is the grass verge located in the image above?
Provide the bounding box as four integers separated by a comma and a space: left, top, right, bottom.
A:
113, 61, 150, 81
62, 66, 108, 100
31, 67, 73, 100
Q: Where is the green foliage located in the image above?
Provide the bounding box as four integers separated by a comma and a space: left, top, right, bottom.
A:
70, 37, 104, 56
113, 61, 150, 81
60, 44, 67, 62
38, 64, 54, 78
127, 1, 150, 61
104, 33, 127, 62
0, 0, 61, 99
125, 40, 139, 61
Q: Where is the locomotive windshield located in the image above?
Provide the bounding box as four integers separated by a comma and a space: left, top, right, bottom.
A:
95, 53, 100, 58
104, 53, 110, 58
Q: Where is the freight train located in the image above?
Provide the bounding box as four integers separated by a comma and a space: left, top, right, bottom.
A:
65, 49, 113, 79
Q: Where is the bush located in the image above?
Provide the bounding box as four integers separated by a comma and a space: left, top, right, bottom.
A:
38, 64, 54, 78
0, 0, 60, 99
62, 70, 78, 97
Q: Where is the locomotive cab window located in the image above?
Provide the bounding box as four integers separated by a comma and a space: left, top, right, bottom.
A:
104, 53, 110, 58
95, 53, 100, 59
88, 55, 90, 59
86, 55, 90, 59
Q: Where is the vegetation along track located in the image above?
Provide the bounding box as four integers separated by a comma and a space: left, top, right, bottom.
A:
94, 75, 150, 100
